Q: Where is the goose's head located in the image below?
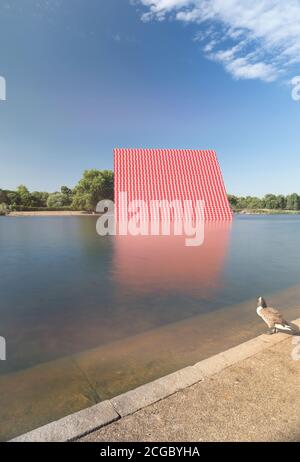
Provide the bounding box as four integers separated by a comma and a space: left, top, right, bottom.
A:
257, 296, 267, 309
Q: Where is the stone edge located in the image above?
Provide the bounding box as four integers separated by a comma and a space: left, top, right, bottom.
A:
10, 318, 300, 442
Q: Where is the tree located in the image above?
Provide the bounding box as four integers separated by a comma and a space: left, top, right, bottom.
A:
277, 195, 287, 210
0, 189, 8, 204
0, 202, 7, 215
286, 193, 300, 211
6, 190, 21, 208
60, 186, 73, 206
31, 191, 49, 208
47, 192, 70, 208
17, 185, 32, 207
263, 194, 279, 209
227, 195, 238, 209
72, 170, 114, 212
246, 197, 262, 209
236, 197, 248, 210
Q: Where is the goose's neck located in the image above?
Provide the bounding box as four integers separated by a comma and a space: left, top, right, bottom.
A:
257, 305, 264, 315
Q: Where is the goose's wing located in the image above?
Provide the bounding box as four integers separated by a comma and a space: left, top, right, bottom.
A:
264, 307, 286, 324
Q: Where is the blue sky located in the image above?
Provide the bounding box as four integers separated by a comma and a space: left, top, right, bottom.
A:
0, 0, 299, 196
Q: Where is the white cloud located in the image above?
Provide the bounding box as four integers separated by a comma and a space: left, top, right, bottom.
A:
136, 0, 300, 82
225, 58, 277, 82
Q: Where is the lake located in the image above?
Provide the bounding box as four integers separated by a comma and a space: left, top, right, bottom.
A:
1, 215, 300, 440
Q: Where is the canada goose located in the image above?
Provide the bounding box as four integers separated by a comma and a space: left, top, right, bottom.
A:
257, 296, 293, 335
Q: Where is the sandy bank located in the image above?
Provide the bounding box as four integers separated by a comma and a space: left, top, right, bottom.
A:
8, 211, 97, 217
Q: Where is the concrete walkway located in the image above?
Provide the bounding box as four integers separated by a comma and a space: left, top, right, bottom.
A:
79, 331, 300, 442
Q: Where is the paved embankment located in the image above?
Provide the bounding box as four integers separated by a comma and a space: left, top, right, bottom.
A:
12, 319, 300, 442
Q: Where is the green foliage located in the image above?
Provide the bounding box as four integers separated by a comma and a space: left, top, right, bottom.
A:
47, 192, 70, 208
6, 190, 21, 207
60, 186, 73, 205
61, 186, 72, 196
72, 169, 114, 212
0, 203, 7, 216
1, 187, 49, 209
3, 172, 298, 214
0, 189, 8, 204
286, 193, 300, 211
10, 206, 75, 212
0, 170, 113, 211
4, 173, 300, 215
227, 194, 238, 208
263, 194, 279, 209
228, 193, 300, 211
17, 185, 31, 207
30, 191, 49, 208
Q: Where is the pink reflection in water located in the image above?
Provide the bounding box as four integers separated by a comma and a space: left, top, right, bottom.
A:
112, 222, 232, 295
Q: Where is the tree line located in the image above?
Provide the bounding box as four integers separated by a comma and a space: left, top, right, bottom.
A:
1, 170, 299, 214
0, 169, 114, 213
228, 193, 300, 211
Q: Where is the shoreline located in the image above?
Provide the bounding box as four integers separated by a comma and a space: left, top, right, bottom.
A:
4, 209, 300, 217
2, 285, 300, 441
7, 211, 98, 217
11, 318, 300, 442
235, 209, 300, 215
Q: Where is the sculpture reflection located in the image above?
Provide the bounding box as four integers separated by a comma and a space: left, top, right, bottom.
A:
113, 222, 232, 297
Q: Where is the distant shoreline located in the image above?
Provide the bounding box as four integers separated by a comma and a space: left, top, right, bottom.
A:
235, 209, 300, 215
4, 209, 300, 217
7, 211, 98, 217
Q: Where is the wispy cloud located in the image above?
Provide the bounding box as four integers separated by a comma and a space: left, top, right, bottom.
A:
135, 0, 300, 82
112, 33, 121, 42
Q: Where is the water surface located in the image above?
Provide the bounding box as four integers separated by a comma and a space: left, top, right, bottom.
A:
0, 215, 300, 440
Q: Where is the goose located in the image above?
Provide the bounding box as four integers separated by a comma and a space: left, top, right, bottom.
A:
257, 296, 293, 335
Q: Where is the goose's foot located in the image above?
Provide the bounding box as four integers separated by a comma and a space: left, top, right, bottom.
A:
266, 327, 277, 335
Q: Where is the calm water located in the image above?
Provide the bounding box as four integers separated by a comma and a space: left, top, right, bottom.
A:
1, 215, 300, 439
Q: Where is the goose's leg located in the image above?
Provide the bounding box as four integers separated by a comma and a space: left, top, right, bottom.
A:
266, 327, 277, 335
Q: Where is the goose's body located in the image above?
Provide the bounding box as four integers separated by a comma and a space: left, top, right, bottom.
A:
257, 297, 292, 334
